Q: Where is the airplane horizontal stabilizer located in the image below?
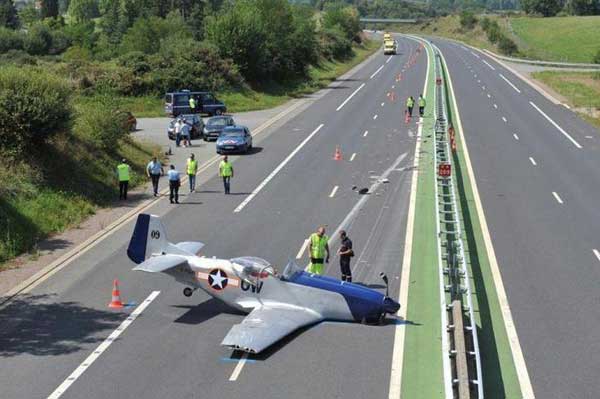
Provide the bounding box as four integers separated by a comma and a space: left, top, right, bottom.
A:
175, 241, 205, 255
132, 254, 188, 273
221, 306, 322, 354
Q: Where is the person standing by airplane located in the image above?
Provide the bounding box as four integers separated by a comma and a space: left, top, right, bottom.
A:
186, 153, 198, 193
116, 158, 130, 200
418, 94, 426, 117
146, 156, 164, 197
337, 230, 354, 282
406, 96, 415, 117
167, 165, 180, 204
219, 155, 233, 194
308, 226, 329, 275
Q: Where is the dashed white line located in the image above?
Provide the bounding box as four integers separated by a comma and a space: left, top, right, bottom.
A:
373, 114, 378, 120
47, 291, 161, 399
493, 104, 498, 109
363, 130, 369, 137
381, 102, 385, 107
370, 64, 385, 79
482, 85, 486, 90
470, 51, 481, 59
529, 101, 583, 149
513, 133, 519, 140
499, 73, 521, 93
234, 124, 325, 212
502, 117, 507, 123
386, 56, 392, 64
329, 185, 339, 198
392, 85, 396, 89
482, 59, 496, 70
477, 79, 481, 83
529, 157, 537, 166
336, 83, 365, 111
229, 353, 249, 381
552, 192, 564, 204
487, 94, 491, 98
350, 152, 356, 161
296, 239, 310, 259
593, 249, 600, 262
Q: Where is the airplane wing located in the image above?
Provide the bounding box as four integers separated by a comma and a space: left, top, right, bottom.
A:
221, 306, 323, 354
132, 254, 188, 273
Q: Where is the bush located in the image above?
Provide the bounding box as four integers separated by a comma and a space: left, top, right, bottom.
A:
74, 95, 127, 150
486, 23, 502, 44
320, 26, 353, 60
24, 23, 52, 55
593, 49, 600, 65
480, 17, 491, 32
0, 49, 38, 64
322, 4, 361, 43
459, 10, 477, 30
120, 13, 191, 55
498, 35, 518, 56
0, 66, 72, 156
0, 27, 23, 53
49, 29, 70, 54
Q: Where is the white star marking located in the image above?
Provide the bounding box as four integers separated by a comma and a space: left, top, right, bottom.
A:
210, 270, 227, 289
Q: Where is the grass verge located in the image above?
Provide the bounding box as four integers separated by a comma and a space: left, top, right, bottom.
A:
100, 39, 380, 118
532, 71, 600, 129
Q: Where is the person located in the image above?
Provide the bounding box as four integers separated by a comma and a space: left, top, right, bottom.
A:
418, 94, 426, 117
337, 230, 354, 282
406, 96, 415, 117
146, 156, 164, 197
174, 118, 183, 147
186, 153, 198, 193
181, 118, 191, 147
116, 158, 130, 200
308, 226, 329, 275
189, 96, 196, 113
219, 155, 233, 194
167, 165, 180, 204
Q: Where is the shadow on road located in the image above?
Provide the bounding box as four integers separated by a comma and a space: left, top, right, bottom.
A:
172, 298, 244, 325
0, 294, 122, 357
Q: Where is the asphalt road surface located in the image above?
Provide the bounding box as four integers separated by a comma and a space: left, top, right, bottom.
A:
431, 38, 600, 399
0, 37, 427, 399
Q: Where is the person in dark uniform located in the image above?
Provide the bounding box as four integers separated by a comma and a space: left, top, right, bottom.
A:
338, 230, 354, 282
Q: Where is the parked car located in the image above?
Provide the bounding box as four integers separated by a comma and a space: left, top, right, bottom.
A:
216, 126, 253, 154
167, 114, 204, 140
164, 90, 227, 117
203, 115, 235, 141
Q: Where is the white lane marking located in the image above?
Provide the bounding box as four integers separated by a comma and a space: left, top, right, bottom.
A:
436, 44, 536, 399
296, 239, 310, 259
477, 79, 481, 83
487, 94, 491, 98
363, 130, 369, 137
529, 101, 582, 149
350, 152, 356, 161
229, 353, 249, 382
529, 157, 537, 166
234, 124, 324, 212
482, 85, 485, 90
499, 73, 521, 93
386, 56, 392, 64
381, 102, 385, 107
502, 116, 507, 123
593, 249, 600, 262
563, 103, 571, 109
329, 185, 339, 198
552, 191, 564, 204
493, 103, 498, 109
370, 64, 385, 79
373, 114, 378, 120
389, 35, 430, 399
47, 291, 161, 399
392, 85, 396, 89
471, 51, 481, 59
513, 133, 520, 140
482, 59, 496, 70
336, 83, 365, 111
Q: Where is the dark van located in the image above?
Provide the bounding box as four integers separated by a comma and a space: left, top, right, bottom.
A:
164, 90, 227, 117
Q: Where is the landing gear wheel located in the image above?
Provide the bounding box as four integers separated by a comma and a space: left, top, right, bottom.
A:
183, 287, 194, 297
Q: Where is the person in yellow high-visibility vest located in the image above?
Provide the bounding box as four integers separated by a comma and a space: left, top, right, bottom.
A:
187, 153, 198, 193
218, 155, 234, 194
189, 96, 196, 113
418, 94, 426, 117
116, 158, 130, 200
308, 226, 330, 275
406, 96, 415, 117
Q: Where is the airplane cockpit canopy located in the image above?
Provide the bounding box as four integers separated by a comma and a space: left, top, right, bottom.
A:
230, 257, 275, 280
281, 260, 303, 281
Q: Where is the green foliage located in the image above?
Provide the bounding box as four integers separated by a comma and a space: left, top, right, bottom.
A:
74, 94, 128, 149
521, 0, 562, 16
40, 0, 59, 19
0, 66, 72, 156
568, 0, 600, 15
320, 26, 353, 60
18, 4, 39, 28
497, 35, 518, 55
322, 3, 361, 42
593, 49, 600, 64
119, 12, 191, 55
63, 21, 97, 49
459, 10, 477, 30
0, 26, 23, 52
23, 23, 53, 55
68, 0, 99, 22
0, 0, 18, 29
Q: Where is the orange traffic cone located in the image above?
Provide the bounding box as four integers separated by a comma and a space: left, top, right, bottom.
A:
333, 146, 343, 161
108, 279, 124, 308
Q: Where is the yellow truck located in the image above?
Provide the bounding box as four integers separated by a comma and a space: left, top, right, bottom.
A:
383, 32, 392, 41
383, 40, 397, 55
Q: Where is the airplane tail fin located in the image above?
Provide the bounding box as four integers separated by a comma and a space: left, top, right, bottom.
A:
127, 214, 169, 264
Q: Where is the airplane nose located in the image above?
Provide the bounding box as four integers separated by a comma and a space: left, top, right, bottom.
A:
383, 297, 400, 314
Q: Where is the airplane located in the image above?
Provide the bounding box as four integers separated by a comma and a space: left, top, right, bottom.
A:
127, 213, 401, 354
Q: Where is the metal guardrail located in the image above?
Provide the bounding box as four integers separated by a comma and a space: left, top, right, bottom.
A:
432, 47, 484, 399
482, 49, 600, 70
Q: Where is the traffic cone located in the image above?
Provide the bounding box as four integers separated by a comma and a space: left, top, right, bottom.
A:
333, 146, 343, 161
108, 279, 124, 308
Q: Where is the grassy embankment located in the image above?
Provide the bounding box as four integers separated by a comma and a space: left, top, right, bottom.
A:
112, 39, 380, 117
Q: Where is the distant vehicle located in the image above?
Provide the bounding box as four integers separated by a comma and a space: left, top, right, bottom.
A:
384, 40, 397, 55
216, 125, 253, 154
203, 115, 235, 142
127, 213, 400, 354
164, 90, 227, 117
167, 114, 204, 140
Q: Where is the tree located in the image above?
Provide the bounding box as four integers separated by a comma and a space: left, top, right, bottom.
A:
322, 4, 361, 42
459, 10, 477, 30
0, 0, 18, 29
521, 0, 562, 16
568, 0, 600, 15
67, 0, 99, 22
40, 0, 59, 18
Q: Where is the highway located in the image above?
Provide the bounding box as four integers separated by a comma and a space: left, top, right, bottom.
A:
431, 38, 600, 398
0, 37, 427, 398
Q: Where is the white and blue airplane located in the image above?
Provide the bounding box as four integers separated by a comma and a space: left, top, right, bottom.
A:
127, 214, 400, 354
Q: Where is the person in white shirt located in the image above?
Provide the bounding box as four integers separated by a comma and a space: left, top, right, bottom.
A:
167, 165, 181, 204
174, 118, 183, 147
146, 157, 164, 197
